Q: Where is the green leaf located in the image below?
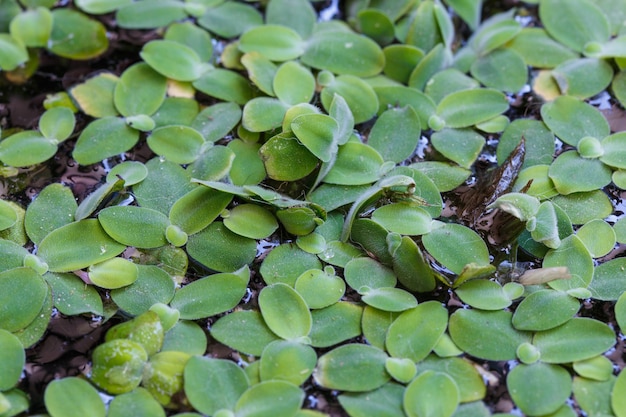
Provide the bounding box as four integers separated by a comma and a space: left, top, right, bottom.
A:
431, 128, 485, 169
309, 302, 363, 348
375, 85, 436, 128
274, 61, 315, 106
368, 106, 421, 163
147, 125, 205, 164
471, 48, 527, 93
551, 190, 613, 225
410, 161, 471, 192
533, 318, 616, 363
302, 30, 385, 77
291, 114, 338, 162
242, 97, 289, 132
600, 132, 626, 169
38, 219, 126, 272
539, 0, 610, 52
211, 310, 281, 356
88, 257, 138, 289
162, 320, 206, 355
241, 51, 278, 96
98, 206, 169, 248
111, 265, 174, 316
577, 219, 616, 258
23, 184, 76, 245
344, 257, 396, 290
449, 309, 532, 361
266, 0, 316, 38
455, 279, 512, 310
0, 130, 58, 167
613, 369, 626, 417
552, 58, 614, 99
509, 28, 579, 68
235, 380, 304, 417
294, 268, 345, 309
540, 95, 610, 146
115, 0, 186, 29
357, 9, 395, 46
108, 387, 165, 417
260, 243, 322, 286
544, 234, 594, 291
435, 88, 509, 129
114, 63, 167, 118
259, 133, 319, 181
383, 44, 424, 84
588, 258, 626, 301
171, 268, 249, 320
0, 329, 25, 390
239, 24, 304, 61
339, 383, 405, 417
390, 234, 437, 292
422, 222, 490, 274
446, 0, 482, 29
314, 344, 390, 391
140, 40, 209, 82
75, 0, 132, 14
184, 356, 249, 416
169, 186, 232, 236
415, 356, 487, 403
48, 9, 108, 59
45, 272, 103, 315
44, 377, 106, 417
259, 340, 317, 385
164, 21, 212, 62
404, 371, 460, 417
186, 222, 256, 273
196, 1, 262, 39
573, 376, 616, 417
549, 150, 612, 194
507, 362, 572, 416
573, 355, 614, 381
386, 301, 448, 362
0, 34, 28, 71
73, 117, 139, 165
222, 204, 278, 240
320, 74, 379, 124
91, 338, 148, 394
10, 7, 52, 47
324, 142, 384, 185
259, 283, 312, 340
371, 203, 432, 235
70, 72, 119, 118
512, 289, 580, 331
39, 107, 75, 142
191, 102, 241, 143
192, 68, 255, 105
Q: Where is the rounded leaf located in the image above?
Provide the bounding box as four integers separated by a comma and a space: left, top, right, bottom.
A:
114, 63, 167, 118
274, 61, 315, 106
294, 268, 345, 309
540, 96, 610, 146
223, 204, 278, 239
170, 269, 249, 320
193, 68, 255, 105
239, 25, 304, 61
187, 222, 256, 272
235, 380, 304, 417
324, 142, 384, 185
91, 339, 148, 394
470, 48, 527, 93
577, 219, 616, 258
141, 40, 208, 82
259, 283, 312, 340
73, 117, 139, 165
512, 289, 580, 331
49, 9, 108, 59
291, 114, 338, 163
544, 234, 594, 291
0, 329, 25, 390
449, 309, 532, 361
314, 344, 390, 392
0, 130, 57, 167
211, 310, 281, 356
259, 340, 317, 385
147, 125, 205, 164
436, 88, 509, 129
430, 128, 485, 169
508, 362, 572, 416
99, 206, 169, 248
309, 302, 363, 348
344, 257, 396, 291
404, 371, 460, 417
111, 265, 175, 316
39, 106, 75, 142
338, 383, 405, 417
368, 106, 421, 163
386, 301, 448, 362
88, 257, 138, 289
0, 34, 28, 71
44, 377, 106, 417
422, 222, 491, 274
260, 133, 319, 181
455, 279, 512, 310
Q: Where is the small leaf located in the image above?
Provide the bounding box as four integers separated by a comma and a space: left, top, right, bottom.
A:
70, 72, 119, 118
192, 68, 255, 105
508, 28, 578, 68
0, 130, 57, 167
430, 128, 485, 169
259, 283, 312, 340
371, 203, 432, 235
314, 344, 390, 391
422, 222, 491, 274
48, 9, 108, 59
533, 318, 616, 363
577, 219, 616, 258
386, 301, 448, 362
197, 1, 262, 39
90, 339, 148, 394
88, 257, 138, 289
0, 34, 28, 71
38, 219, 127, 272
540, 95, 610, 146
260, 243, 322, 287
235, 380, 304, 417
111, 265, 175, 316
140, 40, 208, 81
544, 234, 594, 291
239, 24, 304, 61
0, 329, 25, 390
98, 206, 169, 248
588, 258, 626, 301
73, 117, 139, 165
470, 48, 527, 93
223, 204, 278, 239
294, 268, 345, 309
191, 102, 242, 143
114, 63, 167, 118
512, 289, 580, 331
107, 387, 166, 417
320, 74, 379, 124
291, 114, 338, 163
309, 302, 363, 348
170, 268, 249, 320
549, 150, 612, 195
274, 61, 315, 106
211, 310, 281, 356
368, 106, 421, 163
266, 0, 316, 38
552, 58, 614, 99
44, 377, 106, 417
260, 133, 319, 181
436, 88, 509, 129
259, 340, 317, 385
339, 383, 405, 417
324, 142, 384, 185
507, 362, 572, 416
404, 371, 460, 417
455, 279, 512, 310
613, 369, 626, 417
187, 222, 256, 273
116, 0, 187, 29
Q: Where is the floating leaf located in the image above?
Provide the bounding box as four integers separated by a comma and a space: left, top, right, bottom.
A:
368, 106, 421, 163
404, 371, 460, 417
539, 0, 610, 52
614, 369, 626, 417
186, 222, 256, 272
386, 301, 448, 362
141, 40, 209, 82
170, 268, 249, 320
91, 339, 148, 394
266, 0, 316, 38
197, 1, 262, 39
314, 344, 390, 392
24, 184, 76, 245
235, 380, 304, 417
383, 44, 424, 84
375, 85, 436, 128
147, 125, 205, 164
114, 63, 167, 118
223, 204, 278, 239
73, 117, 139, 165
70, 72, 119, 118
38, 219, 126, 272
507, 362, 572, 416
449, 309, 532, 361
0, 130, 58, 167
184, 356, 249, 416
512, 289, 580, 331
88, 257, 138, 289
0, 329, 25, 390
470, 48, 527, 93
302, 30, 385, 77
577, 219, 616, 258
371, 203, 432, 235
344, 257, 396, 290
192, 68, 255, 105
508, 28, 578, 68
294, 268, 345, 309
552, 58, 614, 99
549, 150, 612, 195
260, 243, 322, 287
111, 265, 175, 316
339, 383, 405, 417
211, 310, 281, 356
435, 88, 509, 129
44, 377, 106, 417
98, 206, 169, 248
259, 340, 317, 385
455, 279, 512, 310
259, 283, 312, 341
422, 222, 491, 274
534, 318, 616, 363
48, 9, 108, 59
108, 387, 166, 417
391, 234, 437, 292
116, 0, 187, 29
239, 24, 304, 61
544, 234, 594, 291
324, 142, 384, 185
291, 114, 338, 163
320, 74, 379, 124
0, 34, 28, 71
540, 96, 610, 146
588, 258, 626, 301
274, 61, 315, 106
431, 128, 485, 169
309, 302, 363, 348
